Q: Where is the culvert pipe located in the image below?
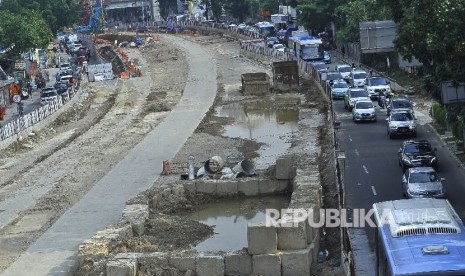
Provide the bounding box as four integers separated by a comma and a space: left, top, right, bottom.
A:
232, 159, 256, 176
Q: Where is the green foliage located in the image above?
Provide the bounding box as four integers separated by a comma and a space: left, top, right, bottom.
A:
0, 0, 81, 33
452, 119, 464, 141
431, 103, 446, 127
223, 0, 250, 23
0, 9, 52, 59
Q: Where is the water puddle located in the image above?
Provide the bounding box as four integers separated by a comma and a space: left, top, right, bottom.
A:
216, 98, 299, 169
185, 195, 290, 252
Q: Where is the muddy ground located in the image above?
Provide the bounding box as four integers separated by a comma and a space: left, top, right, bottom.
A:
0, 31, 343, 275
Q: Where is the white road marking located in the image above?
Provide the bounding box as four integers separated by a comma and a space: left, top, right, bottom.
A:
371, 186, 377, 195
362, 165, 369, 174
357, 182, 362, 186
355, 149, 360, 156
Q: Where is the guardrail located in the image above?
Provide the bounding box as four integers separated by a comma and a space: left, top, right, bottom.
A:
0, 80, 81, 142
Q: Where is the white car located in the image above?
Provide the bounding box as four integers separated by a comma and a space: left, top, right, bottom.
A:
366, 76, 391, 100
272, 44, 285, 52
350, 70, 367, 87
352, 100, 376, 122
344, 88, 370, 111
336, 64, 353, 82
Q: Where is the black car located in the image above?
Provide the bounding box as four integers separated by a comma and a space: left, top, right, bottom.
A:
54, 82, 69, 95
398, 140, 438, 172
387, 97, 413, 116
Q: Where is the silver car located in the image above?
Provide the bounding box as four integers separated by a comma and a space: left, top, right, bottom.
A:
402, 167, 445, 199
386, 110, 416, 139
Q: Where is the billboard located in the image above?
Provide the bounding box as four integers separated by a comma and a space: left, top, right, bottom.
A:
441, 81, 465, 104
359, 20, 396, 53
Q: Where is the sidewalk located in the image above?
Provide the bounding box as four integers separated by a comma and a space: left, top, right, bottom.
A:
1, 35, 217, 276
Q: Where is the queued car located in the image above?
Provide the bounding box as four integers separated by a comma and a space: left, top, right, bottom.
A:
325, 72, 344, 87
350, 70, 367, 87
344, 87, 370, 111
54, 81, 69, 95
366, 76, 391, 100
272, 43, 285, 53
398, 140, 438, 172
402, 167, 445, 199
386, 110, 416, 139
323, 51, 331, 64
40, 87, 59, 105
352, 100, 376, 122
309, 62, 328, 74
336, 64, 353, 82
331, 81, 350, 99
387, 97, 414, 116
266, 37, 278, 48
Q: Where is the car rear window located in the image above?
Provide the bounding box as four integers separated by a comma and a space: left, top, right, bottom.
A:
356, 101, 373, 109
404, 143, 432, 154
350, 90, 368, 97
392, 100, 412, 109
42, 91, 58, 97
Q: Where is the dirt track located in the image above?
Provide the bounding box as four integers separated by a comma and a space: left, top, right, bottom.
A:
0, 32, 344, 275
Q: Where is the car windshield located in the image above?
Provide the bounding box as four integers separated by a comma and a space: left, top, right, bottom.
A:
42, 91, 57, 97
338, 67, 352, 73
314, 64, 327, 70
392, 100, 412, 109
350, 90, 368, 97
327, 73, 342, 80
409, 171, 440, 183
354, 73, 366, 79
391, 112, 413, 121
355, 102, 373, 109
369, 77, 388, 85
404, 143, 432, 154
333, 82, 349, 88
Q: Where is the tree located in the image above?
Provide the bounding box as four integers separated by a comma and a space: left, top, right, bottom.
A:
223, 0, 250, 23
0, 9, 52, 59
0, 0, 81, 34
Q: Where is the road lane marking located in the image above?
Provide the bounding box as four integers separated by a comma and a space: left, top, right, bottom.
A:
362, 165, 369, 174
355, 149, 359, 156
357, 183, 362, 186
371, 186, 377, 195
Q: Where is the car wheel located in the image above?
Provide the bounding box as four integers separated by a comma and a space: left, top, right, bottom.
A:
389, 133, 394, 139
344, 103, 348, 110
412, 132, 417, 138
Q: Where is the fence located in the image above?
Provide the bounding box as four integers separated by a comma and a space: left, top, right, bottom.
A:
0, 81, 80, 142
87, 63, 114, 81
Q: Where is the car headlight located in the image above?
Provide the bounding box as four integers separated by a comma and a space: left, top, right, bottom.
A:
402, 157, 412, 165
390, 125, 397, 129
430, 157, 437, 163
409, 124, 416, 129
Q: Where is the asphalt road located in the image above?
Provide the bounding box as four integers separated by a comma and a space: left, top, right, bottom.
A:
334, 96, 465, 244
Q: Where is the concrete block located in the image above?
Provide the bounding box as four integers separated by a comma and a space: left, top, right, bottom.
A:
237, 178, 259, 196
121, 204, 149, 236
196, 255, 224, 276
277, 216, 307, 250
281, 248, 312, 276
196, 180, 216, 194
106, 259, 137, 276
169, 256, 196, 272
224, 253, 252, 276
247, 222, 277, 254
216, 181, 238, 196
183, 181, 196, 194
138, 252, 169, 274
276, 156, 294, 180
252, 254, 281, 276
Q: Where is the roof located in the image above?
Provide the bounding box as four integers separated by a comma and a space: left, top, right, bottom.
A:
408, 167, 437, 173
373, 199, 465, 275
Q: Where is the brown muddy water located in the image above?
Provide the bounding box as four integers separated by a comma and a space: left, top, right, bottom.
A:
216, 98, 299, 170
185, 195, 290, 252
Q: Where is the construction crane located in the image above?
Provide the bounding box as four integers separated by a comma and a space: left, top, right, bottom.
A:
75, 0, 106, 33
